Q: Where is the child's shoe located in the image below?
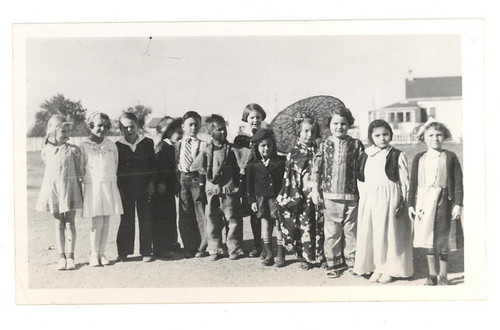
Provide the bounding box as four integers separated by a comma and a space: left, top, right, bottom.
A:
299, 261, 312, 270
209, 253, 222, 261
116, 254, 127, 262
142, 255, 154, 262
378, 274, 393, 284
438, 275, 449, 285
275, 245, 285, 267
248, 247, 261, 258
89, 254, 100, 267
229, 248, 245, 260
57, 258, 66, 271
424, 275, 438, 286
65, 258, 76, 270
262, 256, 274, 266
260, 249, 267, 260
99, 255, 110, 266
369, 272, 382, 283
195, 251, 209, 258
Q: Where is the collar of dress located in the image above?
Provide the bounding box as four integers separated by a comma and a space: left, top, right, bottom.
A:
119, 135, 145, 148
365, 145, 391, 157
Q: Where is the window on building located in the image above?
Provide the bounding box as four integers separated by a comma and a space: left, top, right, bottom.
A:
389, 113, 395, 122
429, 107, 436, 118
406, 112, 411, 122
397, 112, 404, 123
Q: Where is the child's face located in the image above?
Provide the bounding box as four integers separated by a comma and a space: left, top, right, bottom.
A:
258, 138, 273, 159
90, 118, 109, 139
330, 114, 349, 139
119, 117, 139, 142
371, 127, 392, 149
182, 117, 200, 138
170, 130, 182, 143
209, 122, 227, 142
424, 127, 444, 151
54, 125, 70, 145
247, 110, 263, 132
298, 122, 316, 146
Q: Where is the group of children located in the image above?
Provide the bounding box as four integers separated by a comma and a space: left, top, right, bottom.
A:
36, 102, 463, 286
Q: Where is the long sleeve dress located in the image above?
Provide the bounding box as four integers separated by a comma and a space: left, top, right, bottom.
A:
277, 141, 324, 264
353, 146, 414, 278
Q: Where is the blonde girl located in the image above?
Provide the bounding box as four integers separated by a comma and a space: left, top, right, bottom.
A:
36, 114, 84, 271
79, 112, 123, 267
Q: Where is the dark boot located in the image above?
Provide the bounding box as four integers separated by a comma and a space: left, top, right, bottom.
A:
275, 244, 285, 267
261, 242, 274, 266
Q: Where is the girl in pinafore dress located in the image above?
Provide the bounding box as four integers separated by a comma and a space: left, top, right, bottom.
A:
408, 120, 463, 286
36, 114, 84, 271
79, 112, 123, 267
353, 120, 413, 283
277, 114, 325, 270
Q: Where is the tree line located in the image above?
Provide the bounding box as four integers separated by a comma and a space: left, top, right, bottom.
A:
28, 94, 153, 137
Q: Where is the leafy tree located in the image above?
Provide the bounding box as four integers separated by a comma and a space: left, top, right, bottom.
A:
29, 94, 88, 137
121, 104, 152, 130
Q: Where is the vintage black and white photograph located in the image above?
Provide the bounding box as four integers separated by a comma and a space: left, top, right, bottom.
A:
13, 20, 485, 304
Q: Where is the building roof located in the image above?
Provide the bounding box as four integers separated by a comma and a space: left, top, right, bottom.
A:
406, 76, 462, 99
147, 117, 165, 128
383, 101, 421, 109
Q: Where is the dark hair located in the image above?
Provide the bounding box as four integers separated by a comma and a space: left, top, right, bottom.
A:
205, 114, 226, 133
161, 118, 182, 140
250, 128, 277, 160
233, 134, 251, 149
418, 122, 452, 141
367, 119, 393, 145
87, 112, 111, 130
182, 111, 202, 123
156, 116, 173, 134
295, 114, 320, 139
241, 103, 267, 122
119, 112, 139, 124
326, 106, 355, 127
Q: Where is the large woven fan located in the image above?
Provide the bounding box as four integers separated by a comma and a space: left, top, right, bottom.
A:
270, 95, 347, 153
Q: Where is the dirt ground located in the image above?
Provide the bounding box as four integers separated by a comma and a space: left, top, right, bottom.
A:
24, 144, 464, 289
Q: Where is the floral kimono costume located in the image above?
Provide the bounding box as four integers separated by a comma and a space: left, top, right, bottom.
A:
277, 141, 324, 264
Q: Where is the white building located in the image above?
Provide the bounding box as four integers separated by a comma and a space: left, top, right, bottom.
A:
368, 73, 462, 143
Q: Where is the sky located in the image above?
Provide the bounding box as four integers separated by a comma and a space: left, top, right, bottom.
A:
26, 34, 461, 137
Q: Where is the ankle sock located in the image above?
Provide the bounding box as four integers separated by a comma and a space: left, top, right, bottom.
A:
59, 253, 66, 259
67, 253, 74, 259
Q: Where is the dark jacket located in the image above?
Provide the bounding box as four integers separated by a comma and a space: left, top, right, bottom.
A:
154, 140, 177, 191
246, 154, 286, 204
408, 149, 463, 208
358, 147, 402, 183
116, 137, 155, 197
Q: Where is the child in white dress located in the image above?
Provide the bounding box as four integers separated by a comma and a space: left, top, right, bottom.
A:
36, 115, 84, 270
79, 112, 123, 267
353, 120, 413, 283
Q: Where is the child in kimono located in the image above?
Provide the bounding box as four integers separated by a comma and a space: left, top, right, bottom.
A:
408, 119, 463, 286
277, 114, 325, 270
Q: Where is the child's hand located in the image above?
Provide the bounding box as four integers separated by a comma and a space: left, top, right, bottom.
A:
408, 206, 416, 221
147, 182, 155, 198
452, 205, 461, 221
251, 202, 258, 213
395, 198, 405, 217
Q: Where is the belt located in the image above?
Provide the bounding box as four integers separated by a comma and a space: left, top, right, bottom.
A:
181, 171, 199, 177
